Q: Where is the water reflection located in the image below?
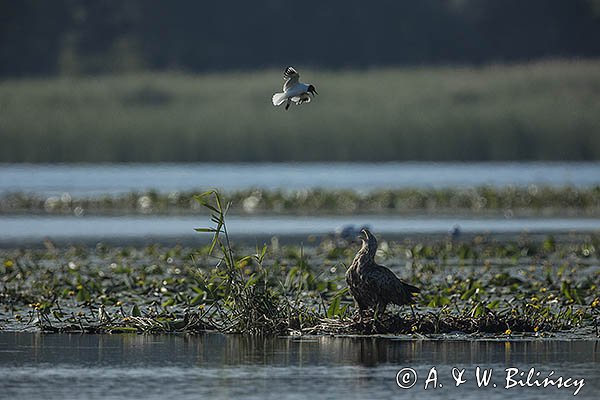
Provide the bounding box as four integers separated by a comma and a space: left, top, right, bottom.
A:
0, 333, 598, 399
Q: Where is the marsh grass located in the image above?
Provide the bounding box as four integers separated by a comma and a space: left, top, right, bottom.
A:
1, 59, 600, 162
1, 195, 599, 336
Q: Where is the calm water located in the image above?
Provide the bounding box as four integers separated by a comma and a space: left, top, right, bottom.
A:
0, 333, 597, 400
1, 162, 599, 195
1, 215, 599, 245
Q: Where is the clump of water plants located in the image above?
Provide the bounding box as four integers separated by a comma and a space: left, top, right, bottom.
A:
190, 190, 320, 334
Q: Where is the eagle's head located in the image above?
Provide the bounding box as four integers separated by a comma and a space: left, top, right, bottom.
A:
359, 228, 377, 248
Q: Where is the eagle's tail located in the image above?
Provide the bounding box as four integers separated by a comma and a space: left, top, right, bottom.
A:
405, 282, 421, 294
397, 281, 420, 305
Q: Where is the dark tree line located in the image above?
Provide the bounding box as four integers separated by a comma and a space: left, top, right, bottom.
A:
2, 0, 600, 77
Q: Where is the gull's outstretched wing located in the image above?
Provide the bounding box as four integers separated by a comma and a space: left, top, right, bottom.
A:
283, 66, 300, 92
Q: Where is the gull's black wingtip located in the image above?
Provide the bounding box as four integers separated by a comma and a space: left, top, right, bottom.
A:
284, 66, 297, 78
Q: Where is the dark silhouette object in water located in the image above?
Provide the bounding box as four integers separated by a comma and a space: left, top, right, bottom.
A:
449, 224, 461, 241
346, 229, 420, 318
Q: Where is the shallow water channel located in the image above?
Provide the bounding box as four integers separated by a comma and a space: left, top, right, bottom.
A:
1, 215, 599, 247
0, 332, 598, 400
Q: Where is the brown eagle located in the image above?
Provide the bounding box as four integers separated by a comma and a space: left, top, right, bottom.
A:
345, 229, 420, 317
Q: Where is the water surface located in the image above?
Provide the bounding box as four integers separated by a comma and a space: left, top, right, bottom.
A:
2, 162, 598, 196
0, 332, 597, 400
1, 215, 599, 245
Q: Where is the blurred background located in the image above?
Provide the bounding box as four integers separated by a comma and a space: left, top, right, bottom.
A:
1, 0, 600, 162
1, 0, 600, 243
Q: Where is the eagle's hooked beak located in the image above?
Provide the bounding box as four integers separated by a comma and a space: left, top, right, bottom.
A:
358, 228, 368, 242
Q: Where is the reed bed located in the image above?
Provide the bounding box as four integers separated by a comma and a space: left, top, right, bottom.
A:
1, 59, 599, 162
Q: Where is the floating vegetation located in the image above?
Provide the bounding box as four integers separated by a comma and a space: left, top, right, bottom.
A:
0, 192, 599, 336
2, 186, 600, 217
0, 239, 597, 336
